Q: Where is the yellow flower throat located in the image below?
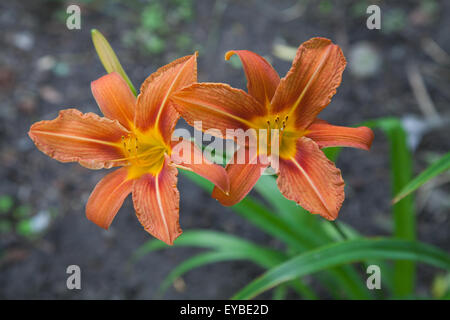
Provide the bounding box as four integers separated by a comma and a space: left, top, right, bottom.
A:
254, 113, 304, 159
121, 128, 169, 179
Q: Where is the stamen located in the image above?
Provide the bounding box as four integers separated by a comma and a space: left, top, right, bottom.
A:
282, 115, 288, 130
110, 146, 166, 163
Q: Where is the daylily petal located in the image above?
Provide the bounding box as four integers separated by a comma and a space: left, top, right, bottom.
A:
135, 54, 197, 142
306, 119, 374, 150
271, 38, 346, 129
86, 167, 133, 229
277, 137, 345, 220
132, 157, 181, 245
171, 83, 266, 135
212, 147, 268, 206
28, 109, 128, 169
91, 72, 136, 130
171, 139, 230, 193
225, 50, 280, 107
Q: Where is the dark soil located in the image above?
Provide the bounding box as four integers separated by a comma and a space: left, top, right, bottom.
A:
0, 0, 449, 299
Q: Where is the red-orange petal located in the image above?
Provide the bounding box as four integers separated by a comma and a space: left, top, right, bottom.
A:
212, 147, 268, 206
225, 50, 280, 107
86, 167, 133, 229
271, 38, 346, 129
91, 72, 136, 130
171, 83, 266, 136
132, 157, 181, 245
306, 119, 374, 150
171, 139, 229, 193
28, 109, 128, 169
277, 137, 345, 220
135, 54, 197, 142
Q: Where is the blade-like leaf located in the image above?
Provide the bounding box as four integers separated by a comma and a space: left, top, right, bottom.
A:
91, 29, 137, 96
254, 175, 328, 247
132, 229, 285, 265
365, 117, 416, 297
157, 251, 253, 296
232, 238, 450, 300
255, 170, 375, 299
272, 283, 288, 300
322, 146, 342, 162
157, 251, 318, 299
132, 230, 316, 299
180, 170, 371, 299
393, 152, 450, 203
180, 170, 308, 251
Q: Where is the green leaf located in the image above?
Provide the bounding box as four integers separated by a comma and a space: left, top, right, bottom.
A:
393, 152, 450, 203
432, 273, 450, 299
254, 173, 373, 299
132, 230, 316, 299
132, 229, 285, 266
157, 251, 252, 296
322, 147, 342, 162
91, 29, 137, 96
180, 170, 370, 299
272, 283, 288, 300
365, 117, 416, 297
232, 238, 450, 300
321, 221, 394, 294
254, 175, 328, 247
156, 251, 317, 299
179, 170, 307, 251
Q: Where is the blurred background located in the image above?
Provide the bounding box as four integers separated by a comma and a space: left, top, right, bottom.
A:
0, 0, 449, 299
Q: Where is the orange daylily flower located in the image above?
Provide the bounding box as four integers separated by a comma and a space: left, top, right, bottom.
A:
28, 54, 229, 244
171, 38, 374, 220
